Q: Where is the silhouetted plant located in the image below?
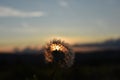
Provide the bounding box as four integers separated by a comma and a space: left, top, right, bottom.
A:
43, 39, 75, 68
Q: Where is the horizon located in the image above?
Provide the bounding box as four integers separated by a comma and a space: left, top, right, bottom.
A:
0, 37, 120, 53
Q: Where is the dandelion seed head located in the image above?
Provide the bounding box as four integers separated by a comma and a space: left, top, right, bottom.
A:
43, 39, 75, 68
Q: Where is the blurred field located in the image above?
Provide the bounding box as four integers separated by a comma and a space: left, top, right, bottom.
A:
0, 49, 120, 80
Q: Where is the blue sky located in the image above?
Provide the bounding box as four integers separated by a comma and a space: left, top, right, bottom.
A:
0, 0, 120, 51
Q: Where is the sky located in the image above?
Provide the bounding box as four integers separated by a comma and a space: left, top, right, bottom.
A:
0, 0, 120, 52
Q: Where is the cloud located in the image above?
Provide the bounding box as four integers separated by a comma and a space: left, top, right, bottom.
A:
73, 38, 120, 49
59, 0, 68, 8
0, 6, 45, 17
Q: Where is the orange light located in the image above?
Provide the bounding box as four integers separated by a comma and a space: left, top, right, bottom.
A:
50, 44, 62, 51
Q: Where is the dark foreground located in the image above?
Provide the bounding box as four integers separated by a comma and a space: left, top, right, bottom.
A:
0, 49, 120, 80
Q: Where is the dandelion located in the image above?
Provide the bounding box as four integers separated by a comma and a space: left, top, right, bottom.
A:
43, 39, 75, 68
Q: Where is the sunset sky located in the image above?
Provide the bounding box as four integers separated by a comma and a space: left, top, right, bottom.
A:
0, 0, 120, 52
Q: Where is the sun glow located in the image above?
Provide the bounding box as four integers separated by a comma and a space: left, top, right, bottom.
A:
50, 44, 63, 51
